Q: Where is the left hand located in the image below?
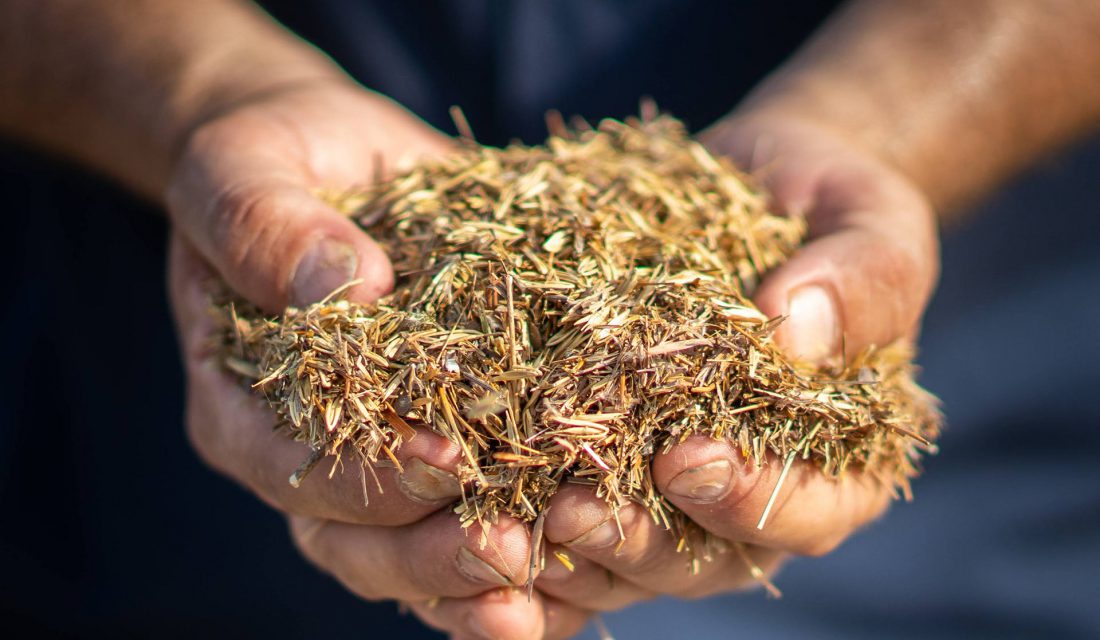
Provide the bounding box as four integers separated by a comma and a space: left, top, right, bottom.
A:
518, 112, 938, 620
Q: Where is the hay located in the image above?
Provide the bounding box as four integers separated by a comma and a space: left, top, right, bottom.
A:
217, 113, 940, 547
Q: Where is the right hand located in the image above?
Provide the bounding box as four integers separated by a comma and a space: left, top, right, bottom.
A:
166, 81, 591, 639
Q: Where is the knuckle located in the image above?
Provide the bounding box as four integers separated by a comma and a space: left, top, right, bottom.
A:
288, 518, 327, 567
288, 519, 389, 602
612, 535, 672, 578
183, 384, 290, 513
208, 182, 285, 274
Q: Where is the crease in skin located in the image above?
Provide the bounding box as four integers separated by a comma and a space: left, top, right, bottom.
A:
460, 519, 531, 587
563, 504, 640, 554
291, 517, 328, 547
455, 547, 513, 587
565, 516, 621, 550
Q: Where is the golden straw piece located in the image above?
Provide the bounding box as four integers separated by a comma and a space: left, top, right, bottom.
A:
215, 113, 940, 555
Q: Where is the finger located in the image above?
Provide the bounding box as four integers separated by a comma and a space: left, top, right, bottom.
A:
169, 150, 392, 310
653, 435, 893, 556
289, 510, 533, 603
408, 590, 590, 640
701, 119, 938, 361
754, 220, 937, 363
170, 235, 463, 525
166, 95, 451, 311
543, 484, 784, 598
535, 543, 656, 611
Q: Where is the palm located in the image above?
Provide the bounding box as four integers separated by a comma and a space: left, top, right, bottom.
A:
532, 116, 940, 614
168, 84, 592, 638
700, 116, 938, 357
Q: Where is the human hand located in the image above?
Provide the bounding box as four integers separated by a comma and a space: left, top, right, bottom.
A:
170, 234, 590, 639
521, 113, 939, 615
166, 82, 592, 639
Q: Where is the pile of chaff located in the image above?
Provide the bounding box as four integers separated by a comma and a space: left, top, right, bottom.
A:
218, 113, 940, 544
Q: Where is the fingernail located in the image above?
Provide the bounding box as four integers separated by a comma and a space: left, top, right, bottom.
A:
290, 238, 358, 306
666, 459, 734, 503
784, 285, 839, 362
455, 547, 512, 587
567, 518, 621, 550
398, 457, 462, 503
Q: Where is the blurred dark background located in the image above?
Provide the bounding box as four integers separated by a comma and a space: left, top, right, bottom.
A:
2, 1, 1098, 638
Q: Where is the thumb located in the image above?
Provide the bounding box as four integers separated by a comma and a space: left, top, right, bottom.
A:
753, 159, 939, 362
167, 133, 396, 312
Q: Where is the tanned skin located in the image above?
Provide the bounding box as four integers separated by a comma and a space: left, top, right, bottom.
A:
3, 2, 1098, 638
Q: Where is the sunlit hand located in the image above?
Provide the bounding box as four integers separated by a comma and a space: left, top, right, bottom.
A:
166, 81, 593, 640
519, 114, 939, 617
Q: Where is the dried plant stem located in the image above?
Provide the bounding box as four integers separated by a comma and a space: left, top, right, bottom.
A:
215, 113, 941, 558
733, 542, 782, 599
757, 450, 798, 531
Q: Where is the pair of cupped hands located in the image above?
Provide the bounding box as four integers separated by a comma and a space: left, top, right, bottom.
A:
167, 79, 937, 640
